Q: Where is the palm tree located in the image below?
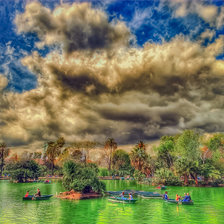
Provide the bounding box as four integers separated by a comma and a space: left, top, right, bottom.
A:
104, 138, 117, 170
0, 142, 10, 176
130, 141, 148, 172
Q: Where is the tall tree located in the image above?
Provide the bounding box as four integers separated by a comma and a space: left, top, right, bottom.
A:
72, 141, 98, 164
175, 130, 200, 185
46, 137, 65, 175
130, 141, 148, 172
0, 142, 10, 176
112, 149, 131, 171
157, 136, 175, 168
104, 138, 117, 170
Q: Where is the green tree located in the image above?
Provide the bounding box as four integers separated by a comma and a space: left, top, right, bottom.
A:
156, 136, 175, 168
104, 138, 117, 170
46, 137, 65, 175
199, 134, 224, 183
5, 160, 40, 182
175, 130, 200, 185
112, 149, 132, 175
63, 161, 105, 193
0, 142, 10, 176
112, 149, 131, 170
207, 133, 224, 151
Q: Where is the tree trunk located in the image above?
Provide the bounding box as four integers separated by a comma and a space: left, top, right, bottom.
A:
204, 176, 209, 185
184, 173, 188, 185
51, 160, 54, 175
195, 176, 198, 185
108, 147, 112, 171
0, 149, 3, 176
0, 165, 3, 177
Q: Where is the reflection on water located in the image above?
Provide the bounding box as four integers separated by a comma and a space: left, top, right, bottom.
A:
0, 180, 224, 224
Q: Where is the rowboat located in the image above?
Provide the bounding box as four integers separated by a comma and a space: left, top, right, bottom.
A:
23, 195, 53, 200
108, 197, 137, 204
181, 201, 194, 205
44, 181, 51, 184
164, 199, 178, 204
138, 192, 162, 198
164, 199, 194, 205
156, 186, 167, 190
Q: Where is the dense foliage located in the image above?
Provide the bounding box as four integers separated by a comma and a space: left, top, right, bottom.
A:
4, 160, 40, 182
63, 161, 105, 193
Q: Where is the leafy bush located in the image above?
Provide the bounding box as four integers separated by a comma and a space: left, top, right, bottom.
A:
63, 161, 105, 193
133, 170, 146, 182
154, 168, 181, 186
99, 168, 109, 177
4, 160, 40, 182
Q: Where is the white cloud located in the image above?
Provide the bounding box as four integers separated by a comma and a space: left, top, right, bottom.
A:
0, 74, 8, 91
168, 0, 222, 28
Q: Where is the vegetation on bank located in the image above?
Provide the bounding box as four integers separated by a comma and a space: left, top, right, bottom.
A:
1, 130, 224, 187
63, 161, 105, 193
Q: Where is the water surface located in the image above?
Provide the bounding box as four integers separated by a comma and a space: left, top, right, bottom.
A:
0, 180, 223, 224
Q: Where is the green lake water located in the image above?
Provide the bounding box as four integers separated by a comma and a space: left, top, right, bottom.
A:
0, 180, 224, 224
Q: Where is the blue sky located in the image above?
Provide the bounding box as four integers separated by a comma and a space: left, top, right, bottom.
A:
0, 0, 224, 148
1, 0, 223, 93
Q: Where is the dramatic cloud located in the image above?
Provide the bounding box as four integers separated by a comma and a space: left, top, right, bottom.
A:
0, 1, 224, 150
15, 2, 131, 54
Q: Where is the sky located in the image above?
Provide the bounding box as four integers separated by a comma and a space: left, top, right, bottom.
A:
0, 0, 224, 150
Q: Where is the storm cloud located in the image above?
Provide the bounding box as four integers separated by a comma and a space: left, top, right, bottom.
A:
0, 1, 224, 149
15, 2, 131, 54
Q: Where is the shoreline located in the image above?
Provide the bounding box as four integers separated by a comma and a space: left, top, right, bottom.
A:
56, 190, 102, 200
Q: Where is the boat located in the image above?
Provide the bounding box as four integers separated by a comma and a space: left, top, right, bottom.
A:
106, 190, 162, 198
164, 199, 178, 204
108, 197, 137, 204
156, 186, 167, 190
44, 181, 51, 184
181, 201, 194, 205
138, 192, 162, 198
164, 199, 194, 205
23, 195, 53, 200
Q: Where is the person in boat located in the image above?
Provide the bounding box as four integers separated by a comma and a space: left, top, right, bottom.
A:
182, 193, 191, 202
163, 191, 169, 200
175, 194, 181, 201
35, 188, 41, 197
128, 193, 133, 200
25, 191, 29, 198
186, 193, 192, 201
119, 191, 126, 200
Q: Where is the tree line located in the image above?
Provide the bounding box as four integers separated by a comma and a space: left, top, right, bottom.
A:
1, 130, 224, 186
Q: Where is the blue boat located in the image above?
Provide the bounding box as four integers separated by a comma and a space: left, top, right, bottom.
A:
108, 197, 137, 204
164, 199, 194, 205
138, 192, 162, 198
